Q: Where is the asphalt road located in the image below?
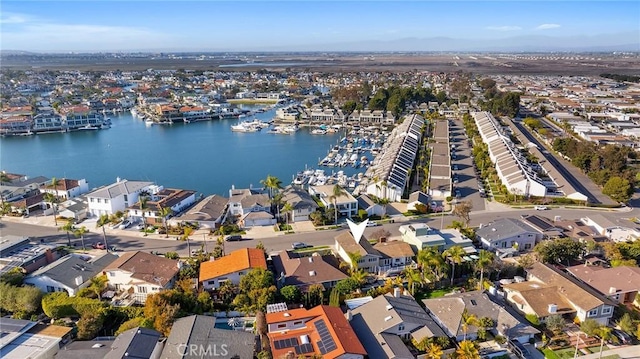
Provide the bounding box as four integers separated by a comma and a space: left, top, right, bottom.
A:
2, 206, 635, 256
450, 117, 486, 211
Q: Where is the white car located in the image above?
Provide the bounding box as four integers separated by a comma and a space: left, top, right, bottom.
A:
292, 242, 311, 250
534, 205, 548, 211
118, 220, 132, 229
366, 221, 379, 227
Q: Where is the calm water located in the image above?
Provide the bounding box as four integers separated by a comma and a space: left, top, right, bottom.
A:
0, 108, 348, 196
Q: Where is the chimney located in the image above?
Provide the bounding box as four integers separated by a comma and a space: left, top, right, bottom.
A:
116, 177, 121, 183
393, 287, 401, 298
609, 287, 617, 294
379, 236, 387, 243
346, 310, 352, 322
548, 304, 557, 314
176, 261, 183, 270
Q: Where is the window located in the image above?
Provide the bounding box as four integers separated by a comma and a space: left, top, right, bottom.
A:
238, 272, 245, 276
588, 309, 598, 317
293, 321, 303, 325
277, 323, 287, 329
108, 272, 114, 277
46, 286, 55, 292
501, 242, 507, 248
97, 198, 101, 203
104, 199, 109, 204
398, 324, 405, 331
137, 286, 148, 294
524, 243, 532, 250
602, 306, 612, 315
124, 195, 128, 201
90, 198, 94, 203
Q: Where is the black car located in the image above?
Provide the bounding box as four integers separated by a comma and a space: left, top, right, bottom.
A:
611, 329, 632, 344
225, 234, 243, 242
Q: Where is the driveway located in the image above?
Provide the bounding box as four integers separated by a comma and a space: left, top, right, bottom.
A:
450, 117, 486, 211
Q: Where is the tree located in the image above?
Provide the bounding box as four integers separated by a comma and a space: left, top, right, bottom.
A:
43, 192, 60, 226
345, 251, 362, 275
158, 206, 173, 238
617, 313, 635, 334
403, 267, 424, 295
261, 174, 282, 200
280, 285, 301, 303
282, 202, 293, 228
534, 238, 585, 265
475, 250, 494, 290
138, 193, 149, 236
74, 226, 88, 251
595, 326, 613, 359
417, 247, 447, 284
455, 340, 480, 359
60, 219, 75, 247
602, 176, 632, 203
304, 284, 324, 308
334, 278, 360, 295
424, 342, 444, 359
545, 314, 566, 335
77, 311, 105, 340
233, 268, 277, 313
329, 287, 340, 307
581, 318, 600, 337
96, 214, 111, 251
443, 245, 466, 287
461, 311, 478, 341
0, 267, 25, 286
329, 185, 346, 224
452, 200, 473, 227
144, 292, 180, 336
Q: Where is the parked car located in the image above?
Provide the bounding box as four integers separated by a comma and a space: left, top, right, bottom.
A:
611, 329, 632, 344
534, 205, 548, 211
366, 221, 379, 227
224, 234, 243, 242
455, 190, 462, 199
453, 164, 459, 171
292, 242, 312, 250
111, 221, 123, 230
135, 222, 145, 230
92, 242, 106, 250
118, 220, 132, 229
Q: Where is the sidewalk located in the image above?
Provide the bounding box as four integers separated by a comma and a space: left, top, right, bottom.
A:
572, 344, 640, 359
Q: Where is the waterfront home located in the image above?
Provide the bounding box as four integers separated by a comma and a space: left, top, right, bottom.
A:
272, 251, 347, 290
60, 105, 105, 129
280, 185, 318, 223
0, 319, 73, 359
349, 289, 447, 359
0, 173, 48, 203
334, 220, 381, 273
0, 235, 62, 275
86, 178, 154, 217
227, 187, 275, 227
174, 194, 228, 229
33, 112, 64, 132
309, 184, 358, 219
161, 315, 257, 359
24, 253, 117, 296
127, 187, 197, 225
104, 251, 180, 304
422, 291, 539, 343
566, 265, 640, 305
0, 115, 33, 135
199, 248, 267, 290
356, 194, 385, 218
103, 327, 163, 359
476, 218, 542, 253
40, 178, 89, 200
399, 223, 475, 254
266, 305, 366, 359
502, 262, 615, 325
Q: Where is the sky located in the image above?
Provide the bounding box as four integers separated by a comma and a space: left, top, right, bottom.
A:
1, 1, 639, 52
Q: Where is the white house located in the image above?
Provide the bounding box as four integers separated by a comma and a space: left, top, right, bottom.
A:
127, 187, 197, 225
104, 251, 180, 304
198, 248, 267, 290
281, 186, 319, 223
87, 178, 154, 217
309, 184, 358, 219
24, 253, 117, 296
356, 194, 385, 218
476, 218, 542, 253
40, 178, 89, 200
334, 219, 382, 273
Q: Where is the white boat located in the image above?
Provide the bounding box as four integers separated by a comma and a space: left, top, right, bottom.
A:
311, 129, 327, 135
231, 123, 258, 132
145, 119, 155, 126
78, 124, 98, 131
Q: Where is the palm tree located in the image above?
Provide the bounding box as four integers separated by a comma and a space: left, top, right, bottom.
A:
73, 226, 88, 251
96, 214, 111, 252
43, 192, 60, 226
282, 202, 293, 229
461, 311, 478, 341
89, 275, 108, 299
596, 326, 613, 359
345, 251, 362, 275
424, 342, 443, 359
403, 267, 423, 295
443, 245, 466, 287
475, 250, 494, 290
137, 193, 149, 236
417, 247, 446, 285
60, 219, 74, 246
350, 269, 368, 288
455, 340, 480, 359
329, 184, 346, 224
260, 174, 282, 199
158, 206, 173, 238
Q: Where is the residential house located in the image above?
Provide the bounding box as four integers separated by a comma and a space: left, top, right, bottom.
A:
581, 215, 640, 242
227, 187, 275, 227
24, 253, 117, 296
348, 289, 447, 359
86, 179, 154, 217
0, 235, 62, 275
104, 251, 180, 304
56, 195, 89, 223
281, 186, 319, 223
174, 194, 228, 229
272, 251, 347, 290
406, 191, 430, 212
520, 215, 566, 239
33, 112, 64, 132
40, 178, 89, 200
0, 319, 73, 359
422, 291, 539, 343
309, 185, 358, 219
199, 248, 267, 290
1, 175, 49, 214
399, 223, 475, 254
127, 187, 197, 225
566, 265, 640, 305
266, 305, 366, 359
373, 240, 416, 277
476, 218, 542, 253
356, 194, 385, 218
161, 315, 256, 359
502, 262, 616, 325
334, 220, 382, 273
103, 327, 163, 359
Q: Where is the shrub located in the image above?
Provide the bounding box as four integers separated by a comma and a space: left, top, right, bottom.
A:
526, 314, 540, 326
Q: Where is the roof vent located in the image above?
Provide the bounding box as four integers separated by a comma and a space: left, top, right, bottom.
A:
609, 287, 617, 294
309, 271, 316, 276
308, 257, 313, 263
283, 313, 290, 317
386, 304, 393, 310
384, 316, 393, 322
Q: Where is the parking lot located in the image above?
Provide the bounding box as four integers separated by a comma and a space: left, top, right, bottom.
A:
449, 118, 486, 211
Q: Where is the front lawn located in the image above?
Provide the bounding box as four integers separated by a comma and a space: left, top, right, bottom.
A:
414, 288, 454, 302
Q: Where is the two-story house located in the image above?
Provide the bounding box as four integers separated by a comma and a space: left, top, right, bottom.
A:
127, 187, 197, 225
24, 253, 117, 296
373, 240, 416, 277
272, 251, 347, 290
174, 194, 228, 229
334, 220, 382, 273
399, 223, 475, 254
266, 305, 366, 359
349, 289, 447, 359
476, 218, 542, 254
40, 178, 89, 200
423, 291, 539, 343
199, 248, 267, 290
502, 262, 616, 325
309, 185, 358, 219
281, 186, 319, 223
86, 179, 154, 217
566, 265, 640, 305
104, 251, 180, 304
227, 187, 275, 227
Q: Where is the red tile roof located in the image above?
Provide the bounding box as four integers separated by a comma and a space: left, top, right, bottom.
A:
198, 248, 267, 282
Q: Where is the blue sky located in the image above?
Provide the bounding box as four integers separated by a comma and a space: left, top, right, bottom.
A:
1, 1, 638, 51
